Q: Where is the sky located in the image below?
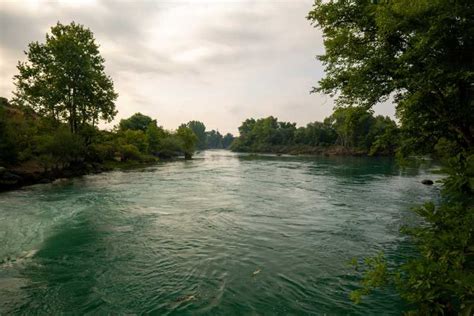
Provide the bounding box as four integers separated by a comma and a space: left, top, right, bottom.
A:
0, 0, 395, 134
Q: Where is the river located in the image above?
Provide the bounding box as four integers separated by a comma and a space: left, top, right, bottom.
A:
0, 150, 440, 315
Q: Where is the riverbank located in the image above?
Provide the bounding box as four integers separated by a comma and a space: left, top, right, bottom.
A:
232, 145, 385, 156
1, 100, 203, 192
0, 146, 390, 192
0, 158, 166, 193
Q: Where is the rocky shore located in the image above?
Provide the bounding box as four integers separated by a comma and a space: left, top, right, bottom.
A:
0, 162, 107, 192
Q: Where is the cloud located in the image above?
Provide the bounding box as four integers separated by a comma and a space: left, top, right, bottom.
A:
0, 0, 396, 134
0, 10, 44, 54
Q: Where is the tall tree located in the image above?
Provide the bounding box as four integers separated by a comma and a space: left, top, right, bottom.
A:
308, 1, 474, 313
222, 133, 235, 149
119, 113, 154, 132
13, 22, 118, 133
185, 121, 207, 150
146, 122, 165, 155
308, 0, 473, 152
206, 130, 223, 149
325, 107, 375, 149
177, 125, 198, 159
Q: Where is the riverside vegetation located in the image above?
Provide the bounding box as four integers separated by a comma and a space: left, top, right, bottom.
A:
0, 22, 396, 192
0, 0, 473, 313
0, 22, 234, 191
307, 0, 473, 314
0, 96, 234, 190
230, 108, 398, 156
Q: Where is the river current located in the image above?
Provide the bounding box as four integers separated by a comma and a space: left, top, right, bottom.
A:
0, 150, 440, 315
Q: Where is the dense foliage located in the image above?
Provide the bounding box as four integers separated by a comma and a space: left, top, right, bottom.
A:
308, 0, 473, 154
13, 22, 118, 134
183, 120, 235, 150
231, 109, 398, 155
184, 121, 207, 150
0, 97, 200, 172
0, 22, 205, 178
308, 0, 474, 314
118, 113, 155, 132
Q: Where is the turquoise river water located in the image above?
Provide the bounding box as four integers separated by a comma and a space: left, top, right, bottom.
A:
0, 150, 441, 315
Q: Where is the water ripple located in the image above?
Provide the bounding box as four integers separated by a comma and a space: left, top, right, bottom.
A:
0, 150, 441, 314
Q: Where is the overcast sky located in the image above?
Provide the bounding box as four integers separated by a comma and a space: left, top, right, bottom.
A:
0, 0, 395, 134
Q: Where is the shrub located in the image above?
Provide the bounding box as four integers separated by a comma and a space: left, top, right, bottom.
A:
119, 144, 142, 161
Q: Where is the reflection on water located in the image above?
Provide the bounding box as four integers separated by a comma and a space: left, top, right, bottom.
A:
0, 150, 441, 314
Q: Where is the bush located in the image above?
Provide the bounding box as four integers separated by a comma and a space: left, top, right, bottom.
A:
0, 101, 19, 165
88, 143, 116, 162
35, 128, 86, 169
176, 126, 197, 159
146, 123, 166, 155
119, 129, 148, 153
119, 144, 142, 161
156, 136, 183, 158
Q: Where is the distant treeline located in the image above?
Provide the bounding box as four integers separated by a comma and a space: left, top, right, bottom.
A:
231, 107, 398, 155
184, 120, 234, 150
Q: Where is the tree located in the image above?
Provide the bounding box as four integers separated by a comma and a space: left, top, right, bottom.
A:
118, 144, 142, 162
307, 0, 473, 152
156, 134, 183, 159
295, 121, 337, 146
238, 118, 256, 138
36, 127, 86, 170
308, 0, 474, 313
232, 117, 297, 152
13, 22, 118, 134
206, 130, 223, 149
119, 113, 154, 132
0, 98, 18, 164
146, 122, 165, 155
118, 130, 148, 153
185, 121, 207, 150
222, 133, 235, 149
232, 112, 396, 154
369, 116, 399, 155
325, 107, 375, 149
176, 125, 198, 159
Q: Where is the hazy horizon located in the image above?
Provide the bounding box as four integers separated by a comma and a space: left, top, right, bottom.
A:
0, 0, 395, 134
